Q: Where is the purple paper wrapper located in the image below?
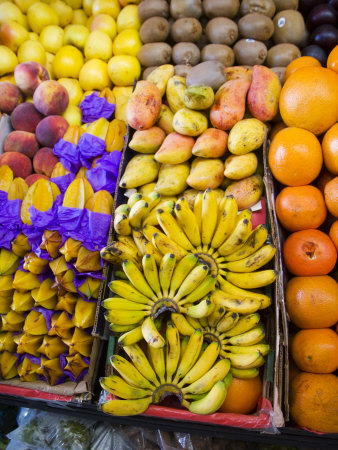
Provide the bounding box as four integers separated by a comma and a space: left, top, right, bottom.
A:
80, 92, 116, 122
78, 133, 106, 168
0, 196, 22, 250
53, 139, 81, 173
50, 173, 76, 194
21, 225, 44, 256
32, 306, 54, 332
73, 268, 105, 299
0, 190, 7, 209
86, 151, 122, 193
16, 353, 41, 367
60, 353, 90, 382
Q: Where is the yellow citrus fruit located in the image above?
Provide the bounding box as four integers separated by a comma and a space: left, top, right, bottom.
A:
39, 25, 64, 54
116, 4, 140, 32
0, 45, 18, 76
112, 29, 142, 57
84, 29, 113, 61
108, 55, 141, 86
17, 40, 46, 65
27, 2, 59, 34
52, 45, 84, 79
79, 59, 112, 91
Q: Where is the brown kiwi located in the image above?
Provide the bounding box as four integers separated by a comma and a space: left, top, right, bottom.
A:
137, 0, 169, 23
274, 0, 298, 12
170, 0, 202, 19
137, 43, 172, 67
238, 13, 274, 41
139, 17, 170, 43
172, 42, 201, 66
143, 66, 158, 79
186, 61, 227, 91
270, 67, 286, 85
240, 0, 276, 18
203, 0, 240, 19
174, 65, 192, 77
206, 18, 238, 46
201, 44, 235, 67
171, 18, 202, 43
266, 43, 301, 67
233, 39, 268, 66
273, 10, 306, 46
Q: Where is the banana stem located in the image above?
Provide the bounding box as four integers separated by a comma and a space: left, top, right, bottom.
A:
182, 399, 191, 409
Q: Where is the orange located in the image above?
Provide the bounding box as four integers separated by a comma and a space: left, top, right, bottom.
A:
322, 123, 338, 175
219, 376, 262, 414
327, 45, 338, 74
329, 220, 338, 250
290, 372, 338, 433
324, 176, 338, 218
285, 56, 321, 80
279, 66, 338, 135
285, 275, 338, 328
291, 328, 338, 374
283, 229, 337, 276
269, 121, 286, 141
268, 127, 323, 186
315, 168, 335, 195
275, 185, 326, 232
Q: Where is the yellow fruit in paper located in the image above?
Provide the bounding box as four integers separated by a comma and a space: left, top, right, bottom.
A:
112, 29, 142, 57
17, 40, 46, 65
57, 78, 83, 106
91, 13, 116, 39
116, 4, 140, 32
85, 30, 113, 61
63, 24, 89, 50
53, 45, 84, 79
79, 59, 111, 91
27, 2, 59, 34
107, 55, 140, 86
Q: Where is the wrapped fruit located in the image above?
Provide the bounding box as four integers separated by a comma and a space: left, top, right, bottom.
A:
31, 278, 58, 310
11, 233, 31, 258
40, 230, 62, 258
15, 333, 43, 357
0, 351, 18, 380
0, 249, 21, 276
21, 179, 61, 225
23, 252, 49, 274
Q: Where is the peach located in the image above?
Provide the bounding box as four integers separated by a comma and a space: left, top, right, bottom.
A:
4, 131, 39, 159
0, 152, 32, 179
0, 20, 28, 53
33, 147, 58, 177
11, 103, 44, 133
0, 82, 24, 113
35, 115, 68, 147
25, 173, 49, 186
14, 61, 49, 95
33, 80, 69, 115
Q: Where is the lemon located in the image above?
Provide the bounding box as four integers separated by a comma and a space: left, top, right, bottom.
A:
53, 45, 84, 79
63, 24, 89, 50
79, 59, 112, 91
27, 2, 59, 34
117, 5, 140, 32
85, 30, 113, 61
112, 29, 142, 57
0, 45, 18, 76
108, 55, 141, 86
91, 14, 117, 39
58, 78, 83, 105
0, 2, 25, 26
17, 40, 46, 65
39, 25, 64, 54
71, 9, 88, 25
62, 104, 82, 126
92, 0, 120, 18
50, 0, 74, 27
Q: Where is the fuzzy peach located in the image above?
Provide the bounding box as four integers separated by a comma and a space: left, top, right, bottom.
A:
25, 173, 49, 186
35, 115, 68, 147
33, 147, 58, 176
0, 152, 32, 178
11, 102, 44, 133
4, 131, 39, 159
14, 61, 49, 95
33, 80, 69, 115
0, 82, 24, 113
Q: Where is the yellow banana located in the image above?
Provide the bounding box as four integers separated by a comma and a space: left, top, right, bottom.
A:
218, 277, 271, 306
201, 188, 218, 246
223, 312, 260, 337
103, 297, 150, 311
218, 209, 253, 256
157, 209, 194, 251
100, 241, 140, 266
221, 350, 263, 369
114, 213, 131, 236
141, 316, 165, 348
188, 380, 227, 415
148, 345, 165, 384
142, 224, 160, 242
118, 325, 143, 346
109, 280, 151, 304
230, 367, 260, 379
132, 229, 162, 264
212, 290, 261, 314
117, 236, 140, 256
222, 244, 276, 273
123, 344, 159, 387
152, 232, 187, 260
182, 359, 231, 395
129, 200, 150, 228
110, 354, 154, 390
225, 269, 277, 289
100, 375, 152, 399
105, 310, 147, 325
211, 195, 238, 249
159, 253, 176, 297
171, 313, 195, 336
127, 193, 143, 207
143, 200, 175, 227
142, 254, 162, 298
122, 259, 156, 300
224, 343, 270, 356
175, 197, 201, 247
185, 315, 201, 330
168, 253, 198, 297
216, 311, 240, 333
166, 321, 180, 383
102, 397, 152, 416
143, 191, 161, 210
110, 323, 138, 333
207, 305, 226, 328
226, 325, 265, 346
173, 264, 209, 302
115, 204, 131, 216
224, 224, 268, 261
185, 298, 214, 318
180, 275, 217, 305
173, 329, 203, 384
193, 192, 203, 233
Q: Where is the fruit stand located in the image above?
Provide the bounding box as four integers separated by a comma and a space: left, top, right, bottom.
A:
0, 0, 337, 448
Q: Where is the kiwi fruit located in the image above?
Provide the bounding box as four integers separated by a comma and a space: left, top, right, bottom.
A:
206, 17, 238, 46
238, 13, 274, 41
203, 0, 240, 19
143, 66, 158, 79
270, 67, 286, 84
273, 10, 306, 46
138, 0, 169, 23
274, 0, 299, 12
266, 43, 301, 67
175, 65, 193, 77
201, 44, 235, 67
240, 0, 276, 18
137, 43, 172, 67
186, 61, 227, 91
171, 18, 202, 43
233, 39, 268, 66
172, 42, 201, 66
170, 0, 202, 19
140, 17, 170, 43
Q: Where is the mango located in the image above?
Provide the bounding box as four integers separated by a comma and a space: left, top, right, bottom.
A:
166, 75, 186, 113
187, 158, 224, 190
210, 79, 251, 131
146, 64, 174, 97
224, 153, 258, 180
173, 108, 208, 137
183, 85, 214, 110
129, 127, 166, 153
225, 175, 264, 211
126, 80, 161, 130
120, 154, 160, 189
181, 188, 200, 209
156, 104, 174, 135
247, 65, 281, 122
138, 182, 157, 196
154, 132, 194, 164
192, 128, 228, 158
112, 86, 133, 124
228, 118, 267, 155
155, 162, 190, 196
225, 66, 252, 82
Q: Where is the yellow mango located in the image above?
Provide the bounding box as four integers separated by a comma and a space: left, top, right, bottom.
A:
173, 108, 208, 137
119, 154, 160, 189
224, 153, 258, 180
166, 75, 186, 113
146, 64, 174, 97
129, 127, 166, 153
155, 132, 194, 164
154, 162, 190, 196
186, 158, 224, 190
228, 118, 267, 155
183, 85, 214, 110
126, 80, 162, 130
156, 104, 174, 135
225, 175, 264, 211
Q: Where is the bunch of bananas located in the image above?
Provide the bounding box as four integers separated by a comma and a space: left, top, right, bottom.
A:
101, 322, 233, 416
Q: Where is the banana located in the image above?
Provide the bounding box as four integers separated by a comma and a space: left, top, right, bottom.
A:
127, 193, 143, 207
109, 280, 150, 304
182, 358, 231, 395
115, 204, 131, 216
173, 329, 203, 384
185, 315, 201, 330
122, 260, 156, 300
224, 224, 268, 262
180, 275, 217, 305
142, 254, 162, 298
142, 224, 161, 243
221, 351, 263, 369
173, 265, 209, 302
117, 236, 140, 256
216, 311, 240, 333
223, 313, 260, 337
159, 253, 176, 297
207, 305, 226, 328
180, 336, 190, 363
178, 341, 220, 387
224, 343, 270, 356
143, 191, 161, 210
142, 316, 165, 348
132, 229, 162, 264
148, 345, 166, 384
102, 397, 152, 416
123, 344, 159, 387
227, 325, 265, 346
225, 269, 277, 289
166, 321, 180, 383
110, 355, 154, 390
103, 297, 150, 311
188, 380, 227, 415
152, 232, 187, 260
110, 323, 138, 333
168, 253, 198, 297
218, 209, 253, 256
201, 188, 218, 246
185, 298, 214, 318
230, 367, 260, 379
118, 326, 143, 346
100, 375, 152, 399
171, 313, 195, 336
129, 200, 150, 228
175, 197, 201, 247
222, 244, 276, 273
106, 310, 147, 325
212, 290, 261, 314
211, 195, 238, 249
193, 192, 203, 233
100, 241, 140, 266
218, 278, 271, 306
157, 209, 195, 251
143, 200, 175, 227
114, 213, 131, 236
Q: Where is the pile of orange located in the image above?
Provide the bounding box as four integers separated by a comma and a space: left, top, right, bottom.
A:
269, 47, 338, 434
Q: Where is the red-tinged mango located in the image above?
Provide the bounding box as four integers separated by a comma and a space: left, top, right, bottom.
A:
155, 132, 194, 164
127, 80, 162, 130
129, 126, 165, 154
225, 66, 253, 82
192, 128, 228, 158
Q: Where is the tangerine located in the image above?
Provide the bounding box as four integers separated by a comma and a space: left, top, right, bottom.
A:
285, 56, 321, 80
269, 121, 286, 141
324, 176, 338, 218
291, 328, 338, 374
327, 45, 338, 74
322, 123, 338, 175
329, 220, 338, 250
315, 168, 335, 195
285, 275, 338, 328
275, 185, 326, 232
268, 127, 323, 186
279, 66, 338, 135
283, 229, 337, 276
219, 376, 262, 414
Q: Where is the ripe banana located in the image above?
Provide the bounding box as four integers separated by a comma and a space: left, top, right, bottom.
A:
105, 310, 146, 326
132, 228, 162, 264
109, 280, 150, 304
182, 359, 231, 395
159, 253, 176, 297
127, 193, 143, 207
157, 209, 195, 251
110, 355, 154, 390
142, 316, 165, 348
221, 244, 276, 273
168, 253, 198, 297
223, 224, 268, 262
226, 325, 265, 346
123, 344, 159, 387
171, 313, 195, 336
142, 254, 162, 298
173, 329, 203, 384
118, 325, 143, 346
175, 197, 201, 247
230, 367, 260, 379
166, 320, 180, 383
218, 209, 253, 256
102, 397, 152, 416
185, 298, 214, 319
225, 269, 277, 289
152, 232, 187, 261
103, 297, 150, 311
193, 192, 203, 233
180, 275, 217, 305
216, 311, 240, 333
122, 259, 156, 300
114, 213, 131, 236
212, 290, 262, 314
211, 195, 238, 249
100, 375, 152, 399
129, 200, 150, 228
218, 278, 271, 307
173, 265, 209, 301
221, 351, 263, 369
148, 345, 166, 384
201, 188, 218, 246
224, 343, 270, 356
188, 380, 227, 415
223, 313, 261, 337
